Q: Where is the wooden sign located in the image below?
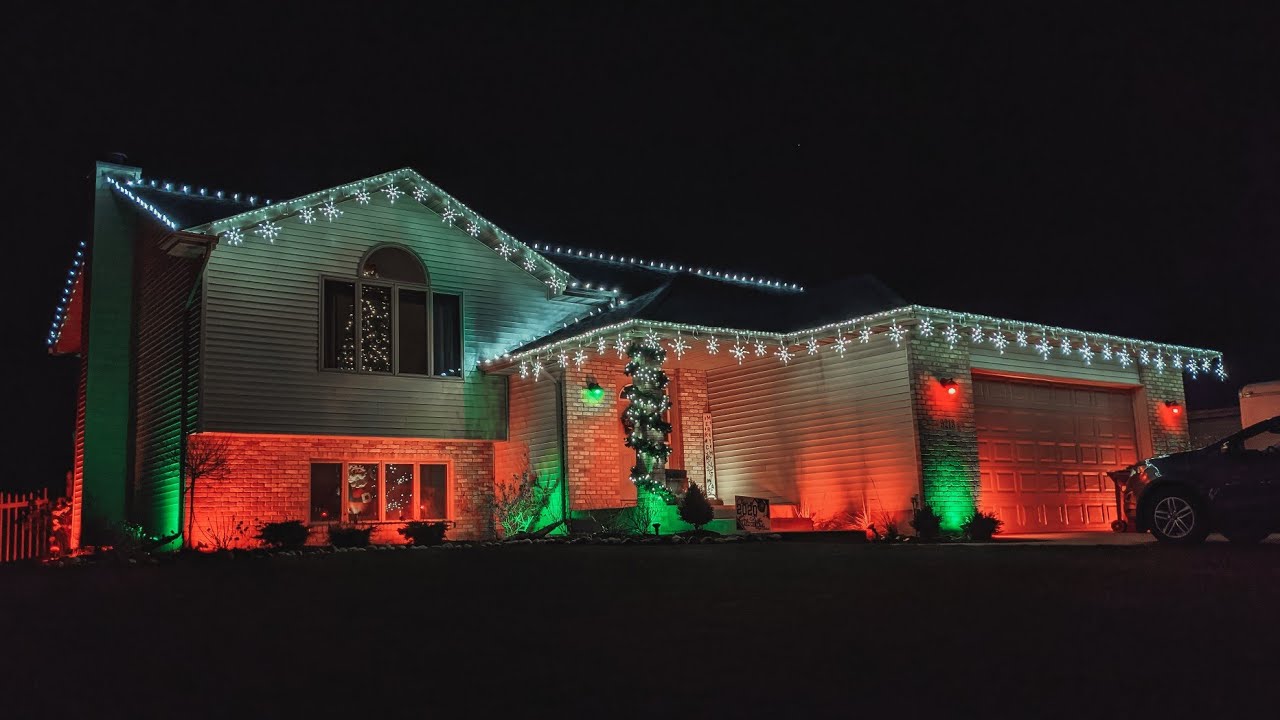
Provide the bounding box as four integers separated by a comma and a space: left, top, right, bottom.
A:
735, 495, 771, 532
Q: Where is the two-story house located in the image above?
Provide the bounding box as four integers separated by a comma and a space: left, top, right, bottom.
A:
49, 160, 1226, 548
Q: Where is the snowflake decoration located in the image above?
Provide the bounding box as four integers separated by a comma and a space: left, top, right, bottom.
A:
706, 336, 720, 355
970, 325, 984, 345
806, 336, 819, 355
1186, 356, 1199, 379
991, 330, 1008, 354
754, 338, 769, 356
320, 201, 342, 222
223, 227, 243, 246
1201, 357, 1211, 372
256, 220, 281, 242
833, 330, 849, 357
1153, 352, 1165, 373
1138, 348, 1150, 366
1214, 357, 1227, 380
730, 341, 747, 364
441, 205, 459, 224
1060, 337, 1073, 356
1171, 353, 1182, 370
466, 221, 482, 237
1036, 334, 1051, 360
557, 350, 569, 368
1118, 348, 1132, 368
518, 361, 529, 379
1079, 342, 1094, 365
859, 326, 872, 344
298, 206, 316, 224
1101, 343, 1113, 361
382, 185, 403, 203
354, 188, 371, 204
412, 186, 429, 202
596, 335, 608, 355
496, 243, 515, 258
943, 321, 960, 349
918, 316, 934, 338
775, 345, 794, 365
669, 333, 689, 359
522, 254, 537, 272
1015, 328, 1029, 348
545, 275, 567, 294
531, 359, 543, 381
644, 329, 661, 348
888, 322, 907, 347
573, 348, 588, 370
614, 334, 628, 358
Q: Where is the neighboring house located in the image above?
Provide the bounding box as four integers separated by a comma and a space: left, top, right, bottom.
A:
49, 161, 1228, 548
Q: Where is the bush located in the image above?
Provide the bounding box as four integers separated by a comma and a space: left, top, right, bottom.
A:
398, 521, 448, 546
962, 510, 1003, 541
910, 504, 943, 540
328, 525, 372, 548
678, 483, 715, 530
258, 520, 310, 549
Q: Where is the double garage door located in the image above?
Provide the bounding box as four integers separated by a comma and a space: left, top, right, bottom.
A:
974, 376, 1140, 532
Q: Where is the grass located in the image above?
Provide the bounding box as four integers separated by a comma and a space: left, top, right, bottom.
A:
3, 540, 1278, 717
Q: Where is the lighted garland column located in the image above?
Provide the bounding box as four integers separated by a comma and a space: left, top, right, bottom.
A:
621, 340, 675, 526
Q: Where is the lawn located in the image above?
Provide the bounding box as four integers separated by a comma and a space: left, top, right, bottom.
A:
3, 539, 1278, 718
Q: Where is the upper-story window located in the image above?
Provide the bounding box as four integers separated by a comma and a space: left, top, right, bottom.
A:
321, 246, 463, 376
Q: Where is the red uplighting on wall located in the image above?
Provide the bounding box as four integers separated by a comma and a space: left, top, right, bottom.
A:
939, 378, 959, 396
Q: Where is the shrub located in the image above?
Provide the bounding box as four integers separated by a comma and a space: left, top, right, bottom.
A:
398, 521, 448, 546
494, 458, 561, 538
962, 510, 1003, 541
258, 520, 310, 550
678, 483, 715, 530
328, 525, 372, 548
910, 504, 943, 541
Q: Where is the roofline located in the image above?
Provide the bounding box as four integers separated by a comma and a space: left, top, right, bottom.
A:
481, 303, 1225, 376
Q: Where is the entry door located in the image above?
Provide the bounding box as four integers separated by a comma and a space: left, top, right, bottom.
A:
975, 376, 1140, 531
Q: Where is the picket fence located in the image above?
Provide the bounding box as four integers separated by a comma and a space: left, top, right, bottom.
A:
0, 489, 51, 562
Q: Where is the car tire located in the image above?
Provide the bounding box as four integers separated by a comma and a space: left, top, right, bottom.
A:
1146, 488, 1209, 545
1223, 528, 1270, 544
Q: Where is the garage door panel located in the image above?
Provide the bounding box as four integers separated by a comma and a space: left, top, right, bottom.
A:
976, 376, 1138, 533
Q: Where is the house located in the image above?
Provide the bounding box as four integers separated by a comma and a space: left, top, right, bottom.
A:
49, 160, 1227, 548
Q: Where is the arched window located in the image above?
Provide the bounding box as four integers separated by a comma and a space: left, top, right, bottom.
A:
321, 245, 463, 377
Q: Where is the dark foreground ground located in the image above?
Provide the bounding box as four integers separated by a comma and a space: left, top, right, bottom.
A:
4, 539, 1279, 718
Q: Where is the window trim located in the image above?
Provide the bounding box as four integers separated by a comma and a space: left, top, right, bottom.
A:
309, 459, 454, 524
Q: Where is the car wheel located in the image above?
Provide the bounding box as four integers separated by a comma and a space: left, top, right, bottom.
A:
1146, 489, 1209, 544
1223, 528, 1270, 544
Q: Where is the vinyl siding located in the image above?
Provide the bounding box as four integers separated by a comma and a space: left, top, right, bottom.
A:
503, 371, 563, 493
970, 345, 1141, 386
201, 195, 582, 438
707, 342, 920, 520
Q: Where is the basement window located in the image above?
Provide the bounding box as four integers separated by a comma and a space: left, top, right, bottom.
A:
308, 461, 450, 523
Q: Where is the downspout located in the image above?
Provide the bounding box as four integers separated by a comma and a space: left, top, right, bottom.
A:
177, 243, 215, 548
553, 370, 570, 532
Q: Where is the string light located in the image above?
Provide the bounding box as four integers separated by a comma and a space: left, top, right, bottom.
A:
775, 344, 794, 365
1036, 334, 1051, 360
1118, 347, 1132, 368
991, 328, 1008, 354
614, 334, 628, 358
298, 207, 316, 224
669, 333, 689, 360
970, 325, 984, 345
1060, 336, 1073, 356
1101, 343, 1113, 361
105, 177, 179, 230
320, 201, 342, 221
888, 322, 907, 347
256, 220, 281, 242
1015, 328, 1028, 348
224, 228, 243, 246
382, 185, 402, 203
595, 334, 608, 355
806, 336, 819, 355
730, 339, 747, 364
354, 188, 371, 204
859, 326, 872, 344
532, 242, 802, 292
412, 186, 429, 202
833, 329, 848, 357
918, 316, 934, 338
706, 336, 720, 355
943, 321, 960, 349
1138, 348, 1150, 366
754, 338, 769, 356
573, 347, 588, 370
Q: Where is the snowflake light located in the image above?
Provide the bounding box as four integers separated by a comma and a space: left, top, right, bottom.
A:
943, 321, 960, 349
224, 227, 243, 246
1187, 356, 1199, 379
918, 317, 934, 338
1118, 348, 1132, 368
888, 322, 907, 347
1154, 353, 1165, 373
1079, 342, 1094, 365
754, 338, 769, 356
412, 186, 429, 202
1201, 357, 1211, 372
467, 221, 482, 237
497, 243, 515, 258
558, 350, 569, 368
596, 335, 608, 355
382, 185, 402, 203
354, 188, 371, 204
833, 330, 848, 357
991, 330, 1008, 354
1060, 337, 1072, 356
670, 333, 689, 359
518, 361, 529, 379
1015, 328, 1029, 348
1171, 353, 1182, 369
442, 205, 459, 224
522, 255, 537, 272
320, 201, 342, 221
256, 220, 281, 242
644, 329, 661, 348
859, 326, 872, 344
298, 207, 316, 224
545, 276, 567, 294
614, 334, 628, 358
806, 336, 819, 355
574, 348, 588, 370
1036, 335, 1051, 360
970, 325, 984, 345
1138, 348, 1150, 366
1101, 343, 1113, 361
730, 341, 747, 364
706, 336, 720, 355
1214, 357, 1227, 380
775, 345, 794, 365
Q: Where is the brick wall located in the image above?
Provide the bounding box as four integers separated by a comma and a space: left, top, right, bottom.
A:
673, 368, 708, 492
561, 356, 630, 509
1137, 363, 1191, 456
906, 332, 979, 530
187, 432, 497, 548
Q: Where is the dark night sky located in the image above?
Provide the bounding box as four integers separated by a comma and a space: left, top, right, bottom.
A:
3, 2, 1276, 492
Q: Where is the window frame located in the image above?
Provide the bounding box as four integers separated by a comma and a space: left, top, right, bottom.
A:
308, 459, 454, 524
317, 246, 465, 380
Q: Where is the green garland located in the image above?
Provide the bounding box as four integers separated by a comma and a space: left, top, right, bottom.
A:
620, 340, 675, 499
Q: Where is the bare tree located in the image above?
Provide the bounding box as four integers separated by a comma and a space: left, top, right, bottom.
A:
184, 434, 231, 547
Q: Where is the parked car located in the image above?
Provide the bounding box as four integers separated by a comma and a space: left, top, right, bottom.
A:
1109, 416, 1280, 544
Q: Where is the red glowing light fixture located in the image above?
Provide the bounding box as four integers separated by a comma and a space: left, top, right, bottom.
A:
939, 378, 958, 396
1165, 400, 1182, 415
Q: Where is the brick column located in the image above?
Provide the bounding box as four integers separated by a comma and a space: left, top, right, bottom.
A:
561, 355, 630, 510
907, 326, 980, 531
1137, 363, 1191, 457
674, 368, 708, 492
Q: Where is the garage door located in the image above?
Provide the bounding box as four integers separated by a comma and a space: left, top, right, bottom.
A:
974, 376, 1139, 532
